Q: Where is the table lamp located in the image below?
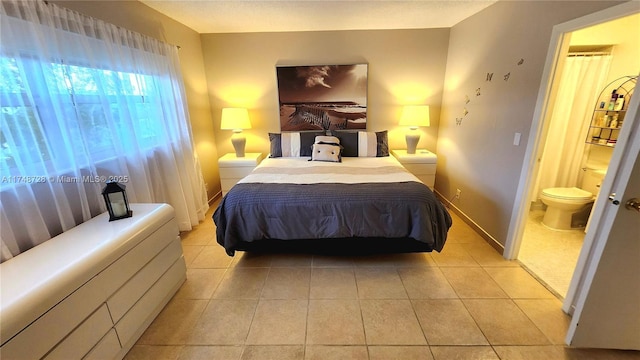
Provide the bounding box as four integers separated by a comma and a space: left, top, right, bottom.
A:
221, 107, 252, 157
399, 105, 430, 154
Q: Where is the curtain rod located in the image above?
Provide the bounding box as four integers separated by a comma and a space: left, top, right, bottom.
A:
567, 51, 611, 57
41, 0, 180, 49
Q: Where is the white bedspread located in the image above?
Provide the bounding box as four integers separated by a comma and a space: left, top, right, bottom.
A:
238, 156, 421, 184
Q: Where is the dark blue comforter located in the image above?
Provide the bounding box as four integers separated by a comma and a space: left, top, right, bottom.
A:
213, 181, 452, 256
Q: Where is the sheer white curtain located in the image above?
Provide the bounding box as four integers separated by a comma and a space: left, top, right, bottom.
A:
0, 0, 208, 262
534, 55, 612, 198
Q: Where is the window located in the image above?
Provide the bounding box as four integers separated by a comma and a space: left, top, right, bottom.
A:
0, 55, 162, 174
1, 0, 208, 263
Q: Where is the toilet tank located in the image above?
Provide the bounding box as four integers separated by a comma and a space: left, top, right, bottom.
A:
581, 168, 607, 195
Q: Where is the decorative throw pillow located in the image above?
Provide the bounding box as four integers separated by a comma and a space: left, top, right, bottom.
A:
269, 131, 325, 157
334, 130, 389, 157
311, 143, 342, 162
310, 135, 342, 162
314, 135, 340, 145
374, 130, 389, 157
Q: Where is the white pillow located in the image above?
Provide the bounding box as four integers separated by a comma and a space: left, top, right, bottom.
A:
311, 143, 342, 162
314, 135, 340, 145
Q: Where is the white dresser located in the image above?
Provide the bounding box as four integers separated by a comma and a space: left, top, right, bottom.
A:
0, 203, 186, 360
391, 149, 438, 189
218, 152, 264, 196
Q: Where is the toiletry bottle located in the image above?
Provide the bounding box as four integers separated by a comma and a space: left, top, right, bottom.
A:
611, 114, 619, 128
614, 94, 625, 111
608, 89, 617, 110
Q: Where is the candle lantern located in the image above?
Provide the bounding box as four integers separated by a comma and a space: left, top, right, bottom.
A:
101, 181, 132, 221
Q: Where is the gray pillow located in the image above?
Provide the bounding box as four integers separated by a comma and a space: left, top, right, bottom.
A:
333, 130, 389, 157
269, 131, 325, 157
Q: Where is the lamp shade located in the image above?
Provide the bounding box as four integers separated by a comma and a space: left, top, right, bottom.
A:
221, 108, 252, 131
399, 105, 430, 129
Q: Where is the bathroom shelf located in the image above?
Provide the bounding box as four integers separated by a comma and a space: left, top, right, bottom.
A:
586, 76, 636, 148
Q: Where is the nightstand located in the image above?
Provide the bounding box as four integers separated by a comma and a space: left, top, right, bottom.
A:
391, 149, 437, 188
218, 152, 264, 196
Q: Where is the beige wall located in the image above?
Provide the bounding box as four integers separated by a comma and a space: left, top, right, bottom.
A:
571, 12, 640, 82
571, 13, 640, 171
200, 29, 450, 157
438, 1, 626, 247
50, 0, 629, 244
53, 0, 220, 201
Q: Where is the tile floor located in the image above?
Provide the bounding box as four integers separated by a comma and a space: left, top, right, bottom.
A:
518, 209, 585, 298
125, 205, 640, 360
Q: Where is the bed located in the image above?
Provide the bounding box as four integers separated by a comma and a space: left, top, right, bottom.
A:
213, 153, 452, 256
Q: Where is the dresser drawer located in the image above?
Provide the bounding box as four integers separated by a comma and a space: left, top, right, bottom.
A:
0, 218, 178, 360
220, 166, 255, 179
1, 270, 111, 359
114, 257, 186, 348
391, 149, 437, 189
417, 174, 436, 188
107, 237, 182, 322
84, 329, 121, 360
221, 178, 242, 192
43, 304, 113, 360
218, 153, 263, 196
402, 163, 436, 175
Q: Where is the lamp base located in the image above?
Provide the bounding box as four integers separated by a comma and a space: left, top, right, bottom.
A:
231, 133, 246, 157
405, 131, 420, 154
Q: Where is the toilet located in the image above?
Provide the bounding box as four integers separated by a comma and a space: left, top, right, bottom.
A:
540, 168, 606, 230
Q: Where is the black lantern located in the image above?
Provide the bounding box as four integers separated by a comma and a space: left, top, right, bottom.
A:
102, 181, 132, 221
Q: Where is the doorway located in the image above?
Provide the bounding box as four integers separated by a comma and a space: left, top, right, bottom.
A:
503, 3, 640, 304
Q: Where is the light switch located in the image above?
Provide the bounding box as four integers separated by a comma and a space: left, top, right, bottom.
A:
513, 132, 521, 146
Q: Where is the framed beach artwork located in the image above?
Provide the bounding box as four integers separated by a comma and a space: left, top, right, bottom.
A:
276, 64, 368, 131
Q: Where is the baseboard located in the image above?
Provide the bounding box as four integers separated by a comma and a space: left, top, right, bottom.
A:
208, 190, 222, 207
434, 189, 505, 255
530, 199, 545, 211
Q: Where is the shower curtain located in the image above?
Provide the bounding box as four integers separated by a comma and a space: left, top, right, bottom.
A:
533, 55, 612, 199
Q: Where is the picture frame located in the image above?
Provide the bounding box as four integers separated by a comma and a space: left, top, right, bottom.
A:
276, 64, 368, 131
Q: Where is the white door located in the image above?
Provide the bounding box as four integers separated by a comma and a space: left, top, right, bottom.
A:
565, 82, 640, 349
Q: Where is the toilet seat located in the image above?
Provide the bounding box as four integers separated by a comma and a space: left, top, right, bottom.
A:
542, 187, 593, 200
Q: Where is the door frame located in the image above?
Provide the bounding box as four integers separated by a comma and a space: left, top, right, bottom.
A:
503, 1, 640, 312
566, 67, 640, 348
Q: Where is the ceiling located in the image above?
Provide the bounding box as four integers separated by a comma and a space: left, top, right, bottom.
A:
138, 0, 497, 34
